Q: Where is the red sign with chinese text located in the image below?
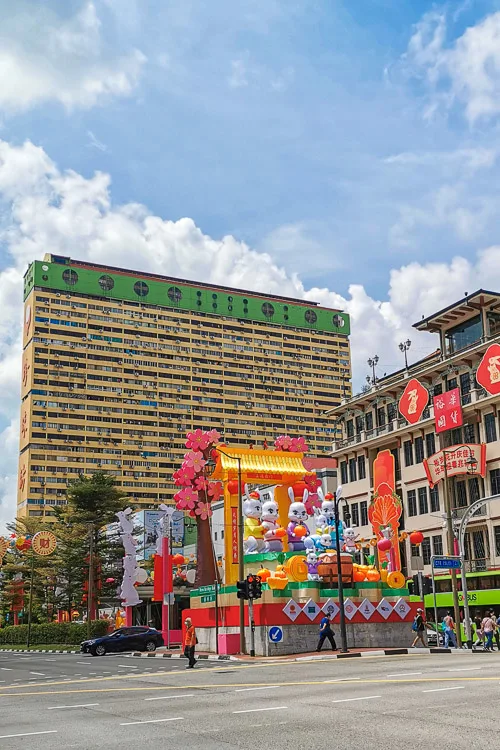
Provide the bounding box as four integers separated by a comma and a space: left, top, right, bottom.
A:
433, 387, 463, 433
423, 443, 486, 488
476, 343, 500, 396
231, 507, 238, 564
398, 378, 429, 425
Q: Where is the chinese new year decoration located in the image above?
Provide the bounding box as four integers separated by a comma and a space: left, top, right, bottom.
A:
476, 343, 500, 396
368, 450, 403, 582
433, 387, 463, 434
398, 378, 429, 425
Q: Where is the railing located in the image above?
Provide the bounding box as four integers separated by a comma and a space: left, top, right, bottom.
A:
463, 557, 490, 573
452, 505, 487, 519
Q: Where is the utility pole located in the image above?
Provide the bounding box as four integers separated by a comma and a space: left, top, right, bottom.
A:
87, 523, 94, 640
237, 463, 245, 654
442, 457, 462, 647
26, 552, 36, 650
333, 486, 349, 653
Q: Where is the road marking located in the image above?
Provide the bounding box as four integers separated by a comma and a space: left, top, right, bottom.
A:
0, 731, 58, 739
323, 677, 361, 683
233, 706, 287, 714
447, 668, 481, 672
422, 686, 465, 693
76, 662, 92, 666
145, 694, 194, 701
118, 665, 138, 669
48, 703, 99, 710
30, 672, 45, 676
0, 668, 12, 671
332, 696, 381, 704
120, 717, 183, 726
387, 672, 422, 677
235, 686, 279, 692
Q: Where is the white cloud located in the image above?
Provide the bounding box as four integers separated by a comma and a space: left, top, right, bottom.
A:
228, 59, 249, 89
2, 139, 500, 529
404, 9, 500, 123
384, 148, 498, 171
0, 1, 145, 113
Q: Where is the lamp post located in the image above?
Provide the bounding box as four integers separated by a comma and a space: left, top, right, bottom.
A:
399, 339, 411, 369
332, 485, 349, 653
456, 451, 478, 649
367, 356, 379, 387
215, 447, 245, 654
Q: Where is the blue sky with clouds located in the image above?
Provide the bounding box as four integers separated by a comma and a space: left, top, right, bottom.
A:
3, 0, 500, 525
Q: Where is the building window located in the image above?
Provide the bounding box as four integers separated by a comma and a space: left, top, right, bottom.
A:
62, 269, 78, 286
430, 485, 440, 513
357, 455, 366, 480
387, 403, 397, 423
98, 274, 114, 291
346, 420, 354, 439
167, 286, 182, 304
432, 535, 443, 557
495, 526, 500, 556
351, 503, 359, 526
221, 530, 224, 540
422, 537, 432, 565
460, 372, 471, 404
214, 531, 218, 541
484, 412, 497, 443
407, 489, 417, 517
463, 423, 477, 443
404, 440, 413, 467
262, 302, 275, 319
391, 448, 401, 481
340, 461, 348, 485
445, 314, 482, 354
304, 309, 317, 324
414, 436, 424, 464
355, 415, 364, 435
360, 500, 368, 526
365, 412, 373, 432
349, 458, 357, 482
454, 480, 468, 508
469, 476, 480, 503
134, 280, 149, 297
377, 407, 386, 427
425, 432, 436, 457
490, 468, 500, 495
418, 486, 428, 515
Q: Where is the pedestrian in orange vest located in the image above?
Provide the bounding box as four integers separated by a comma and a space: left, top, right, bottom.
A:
184, 617, 197, 668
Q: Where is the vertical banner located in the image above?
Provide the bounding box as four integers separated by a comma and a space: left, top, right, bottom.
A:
433, 387, 463, 433
368, 450, 403, 572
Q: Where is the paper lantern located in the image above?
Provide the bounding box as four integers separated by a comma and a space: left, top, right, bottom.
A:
291, 481, 307, 497
377, 538, 392, 552
227, 480, 243, 495
409, 531, 424, 546
172, 553, 185, 565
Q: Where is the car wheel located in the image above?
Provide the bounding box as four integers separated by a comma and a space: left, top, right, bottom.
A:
94, 644, 106, 656
145, 640, 156, 652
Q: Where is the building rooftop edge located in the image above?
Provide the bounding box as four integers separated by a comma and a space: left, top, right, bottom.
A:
413, 289, 500, 331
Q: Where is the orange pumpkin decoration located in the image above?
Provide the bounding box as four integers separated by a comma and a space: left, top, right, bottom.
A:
353, 568, 366, 582
256, 567, 271, 581
293, 525, 307, 538
366, 568, 381, 582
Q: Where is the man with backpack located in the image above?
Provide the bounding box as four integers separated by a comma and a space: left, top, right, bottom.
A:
411, 608, 426, 648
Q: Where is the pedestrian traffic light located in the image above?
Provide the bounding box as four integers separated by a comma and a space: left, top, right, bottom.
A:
422, 576, 434, 595
236, 579, 249, 600
246, 574, 262, 600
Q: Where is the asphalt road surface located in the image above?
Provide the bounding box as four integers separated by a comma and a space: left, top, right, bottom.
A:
0, 649, 499, 748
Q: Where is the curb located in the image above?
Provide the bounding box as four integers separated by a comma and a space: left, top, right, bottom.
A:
290, 647, 482, 661
132, 652, 236, 661
0, 648, 78, 654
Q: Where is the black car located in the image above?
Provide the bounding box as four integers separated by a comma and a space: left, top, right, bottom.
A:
81, 626, 164, 656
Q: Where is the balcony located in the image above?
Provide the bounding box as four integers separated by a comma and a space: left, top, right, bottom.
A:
463, 557, 490, 573
452, 505, 487, 519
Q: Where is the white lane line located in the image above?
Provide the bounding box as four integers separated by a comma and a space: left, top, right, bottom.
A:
235, 686, 279, 692
30, 672, 45, 676
0, 667, 13, 671
324, 677, 361, 683
120, 718, 183, 726
233, 706, 288, 714
0, 731, 58, 739
332, 696, 381, 704
118, 665, 138, 669
422, 686, 465, 693
447, 667, 482, 672
48, 703, 99, 710
76, 662, 92, 666
387, 672, 422, 677
144, 694, 194, 701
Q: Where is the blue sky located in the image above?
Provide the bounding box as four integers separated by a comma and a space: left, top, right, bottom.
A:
3, 0, 500, 525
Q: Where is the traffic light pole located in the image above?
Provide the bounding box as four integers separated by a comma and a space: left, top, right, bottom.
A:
248, 599, 255, 657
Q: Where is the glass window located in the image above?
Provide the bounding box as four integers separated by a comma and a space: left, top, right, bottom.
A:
445, 315, 482, 354
463, 423, 477, 443
340, 461, 348, 485
391, 448, 401, 481
469, 476, 480, 503
377, 407, 386, 427
422, 537, 431, 565
432, 535, 443, 556
360, 501, 368, 526
357, 455, 366, 480
425, 432, 436, 457
433, 383, 442, 397
454, 480, 468, 508
351, 503, 359, 526
387, 403, 397, 422
430, 485, 440, 513
407, 489, 417, 517
404, 440, 413, 467
418, 487, 428, 515
490, 468, 500, 496
495, 526, 500, 557
346, 420, 354, 439
348, 458, 357, 483
355, 415, 364, 434
414, 436, 424, 464
365, 412, 373, 432
484, 413, 497, 443
460, 372, 471, 404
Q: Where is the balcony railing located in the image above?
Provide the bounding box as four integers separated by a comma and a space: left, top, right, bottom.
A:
463, 557, 490, 573
452, 505, 487, 519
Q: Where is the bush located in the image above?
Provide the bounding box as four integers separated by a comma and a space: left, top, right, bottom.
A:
0, 620, 110, 645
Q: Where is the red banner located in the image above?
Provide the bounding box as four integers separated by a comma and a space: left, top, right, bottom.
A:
476, 343, 500, 396
231, 507, 239, 564
398, 378, 429, 425
423, 443, 486, 488
433, 387, 463, 433
368, 450, 402, 572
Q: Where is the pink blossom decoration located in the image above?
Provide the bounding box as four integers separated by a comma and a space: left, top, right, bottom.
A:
304, 493, 321, 515
304, 474, 321, 491
195, 502, 212, 520
173, 463, 195, 486
174, 486, 198, 511
184, 451, 207, 473
207, 481, 223, 501
206, 429, 221, 445
194, 476, 209, 492
289, 436, 309, 453
185, 429, 210, 451
274, 435, 292, 450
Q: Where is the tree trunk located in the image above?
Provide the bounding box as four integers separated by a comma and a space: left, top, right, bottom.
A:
195, 516, 217, 587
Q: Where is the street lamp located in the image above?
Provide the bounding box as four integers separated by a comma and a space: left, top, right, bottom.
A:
367, 356, 379, 387
399, 339, 412, 369
332, 485, 350, 653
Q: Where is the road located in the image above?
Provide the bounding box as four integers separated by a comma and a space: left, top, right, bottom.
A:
0, 649, 498, 747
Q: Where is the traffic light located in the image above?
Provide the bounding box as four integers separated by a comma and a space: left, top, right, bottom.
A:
247, 574, 262, 600
422, 576, 434, 595
236, 579, 249, 600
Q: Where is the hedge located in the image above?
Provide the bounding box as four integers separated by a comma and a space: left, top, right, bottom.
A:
0, 621, 110, 645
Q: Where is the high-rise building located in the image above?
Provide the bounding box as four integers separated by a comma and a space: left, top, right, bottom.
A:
18, 254, 351, 519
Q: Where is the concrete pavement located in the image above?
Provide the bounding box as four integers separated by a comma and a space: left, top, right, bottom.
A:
0, 650, 499, 747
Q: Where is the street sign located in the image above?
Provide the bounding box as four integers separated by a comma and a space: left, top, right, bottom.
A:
268, 626, 283, 643
433, 557, 461, 570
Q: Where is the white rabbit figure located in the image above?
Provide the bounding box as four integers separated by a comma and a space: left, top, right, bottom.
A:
120, 555, 142, 606
287, 487, 310, 552
304, 506, 327, 551
116, 507, 134, 534
121, 533, 137, 557
261, 498, 282, 552
343, 527, 359, 555
243, 485, 265, 553
306, 548, 319, 580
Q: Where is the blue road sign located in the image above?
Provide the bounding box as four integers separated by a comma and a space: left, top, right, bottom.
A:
433, 557, 461, 570
268, 626, 283, 643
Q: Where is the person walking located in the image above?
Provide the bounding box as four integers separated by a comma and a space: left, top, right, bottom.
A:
316, 613, 337, 652
443, 612, 457, 648
183, 617, 197, 668
482, 613, 495, 652
411, 608, 426, 648
495, 613, 500, 650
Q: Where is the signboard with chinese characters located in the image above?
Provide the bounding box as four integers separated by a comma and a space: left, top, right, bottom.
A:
231, 507, 239, 564
433, 387, 463, 434
476, 343, 500, 396
32, 531, 57, 556
423, 443, 486, 488
398, 378, 429, 425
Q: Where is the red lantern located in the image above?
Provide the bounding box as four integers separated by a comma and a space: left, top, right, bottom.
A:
172, 553, 185, 565
291, 481, 307, 498
409, 531, 424, 546
377, 538, 392, 552
227, 480, 243, 495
